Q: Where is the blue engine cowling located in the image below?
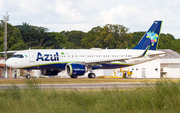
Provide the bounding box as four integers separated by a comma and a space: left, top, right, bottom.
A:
66, 63, 87, 76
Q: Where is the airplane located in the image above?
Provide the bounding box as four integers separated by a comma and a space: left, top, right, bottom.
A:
5, 20, 166, 78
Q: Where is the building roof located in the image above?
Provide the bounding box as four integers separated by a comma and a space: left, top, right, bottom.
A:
158, 49, 180, 59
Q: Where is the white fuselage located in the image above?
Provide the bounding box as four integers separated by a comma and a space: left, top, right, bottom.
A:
5, 49, 164, 69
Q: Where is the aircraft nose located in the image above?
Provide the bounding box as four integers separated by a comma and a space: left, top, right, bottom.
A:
5, 59, 14, 68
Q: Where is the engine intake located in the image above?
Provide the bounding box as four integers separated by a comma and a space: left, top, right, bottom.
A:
66, 63, 87, 76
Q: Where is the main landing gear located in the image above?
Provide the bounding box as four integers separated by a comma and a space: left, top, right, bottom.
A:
88, 67, 96, 78
88, 73, 96, 78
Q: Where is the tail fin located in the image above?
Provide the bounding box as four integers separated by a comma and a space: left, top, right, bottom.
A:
132, 21, 162, 50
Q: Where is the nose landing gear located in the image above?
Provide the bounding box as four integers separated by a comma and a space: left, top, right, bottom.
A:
26, 74, 31, 79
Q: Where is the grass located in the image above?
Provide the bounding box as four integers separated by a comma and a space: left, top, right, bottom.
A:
0, 79, 180, 113
0, 78, 180, 84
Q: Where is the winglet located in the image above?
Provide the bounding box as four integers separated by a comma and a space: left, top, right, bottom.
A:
139, 45, 150, 57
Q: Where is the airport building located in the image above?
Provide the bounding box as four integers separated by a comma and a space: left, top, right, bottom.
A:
0, 57, 5, 77
0, 57, 16, 78
159, 49, 180, 78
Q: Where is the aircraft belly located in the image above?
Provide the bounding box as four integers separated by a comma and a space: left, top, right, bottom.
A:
21, 63, 67, 70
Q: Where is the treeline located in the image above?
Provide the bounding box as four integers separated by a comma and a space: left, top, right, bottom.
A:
0, 20, 179, 53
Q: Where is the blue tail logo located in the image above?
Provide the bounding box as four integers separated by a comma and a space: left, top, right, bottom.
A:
146, 31, 158, 46
132, 21, 162, 50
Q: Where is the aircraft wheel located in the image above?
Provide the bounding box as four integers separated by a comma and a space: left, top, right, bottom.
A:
26, 74, 31, 79
88, 73, 96, 78
70, 75, 78, 78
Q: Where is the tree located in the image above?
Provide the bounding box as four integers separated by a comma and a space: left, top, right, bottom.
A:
132, 32, 145, 46
16, 23, 49, 48
44, 32, 67, 49
158, 33, 180, 52
2, 21, 180, 54
82, 24, 133, 49
16, 23, 68, 49
0, 21, 26, 51
61, 30, 86, 48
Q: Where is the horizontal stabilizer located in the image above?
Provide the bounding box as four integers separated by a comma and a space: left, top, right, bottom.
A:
0, 51, 20, 54
147, 52, 175, 57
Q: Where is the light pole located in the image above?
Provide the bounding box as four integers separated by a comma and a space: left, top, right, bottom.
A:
4, 12, 9, 78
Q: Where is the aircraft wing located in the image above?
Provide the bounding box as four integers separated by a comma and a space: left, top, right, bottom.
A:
147, 52, 174, 57
83, 45, 150, 65
82, 48, 173, 66
83, 58, 130, 65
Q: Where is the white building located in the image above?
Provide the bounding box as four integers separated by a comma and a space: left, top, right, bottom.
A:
160, 49, 180, 78
128, 59, 161, 78
115, 49, 180, 78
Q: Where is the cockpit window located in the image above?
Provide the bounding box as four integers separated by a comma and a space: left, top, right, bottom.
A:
12, 54, 24, 58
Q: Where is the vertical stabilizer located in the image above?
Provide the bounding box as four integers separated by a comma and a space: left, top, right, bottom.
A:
132, 21, 162, 50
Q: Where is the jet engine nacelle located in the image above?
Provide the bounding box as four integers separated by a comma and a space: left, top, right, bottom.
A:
41, 69, 59, 76
65, 63, 87, 76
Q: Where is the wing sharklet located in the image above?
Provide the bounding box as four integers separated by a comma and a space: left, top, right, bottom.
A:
139, 45, 150, 57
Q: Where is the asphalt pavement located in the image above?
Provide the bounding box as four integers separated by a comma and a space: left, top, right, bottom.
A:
0, 82, 153, 90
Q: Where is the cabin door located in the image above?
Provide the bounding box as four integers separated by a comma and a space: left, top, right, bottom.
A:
29, 52, 35, 62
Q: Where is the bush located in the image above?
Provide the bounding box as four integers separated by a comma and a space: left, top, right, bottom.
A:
0, 79, 179, 113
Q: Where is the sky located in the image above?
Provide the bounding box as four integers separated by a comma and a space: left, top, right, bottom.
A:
0, 0, 180, 38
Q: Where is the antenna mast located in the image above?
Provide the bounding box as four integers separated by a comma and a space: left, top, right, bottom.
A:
4, 12, 9, 78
